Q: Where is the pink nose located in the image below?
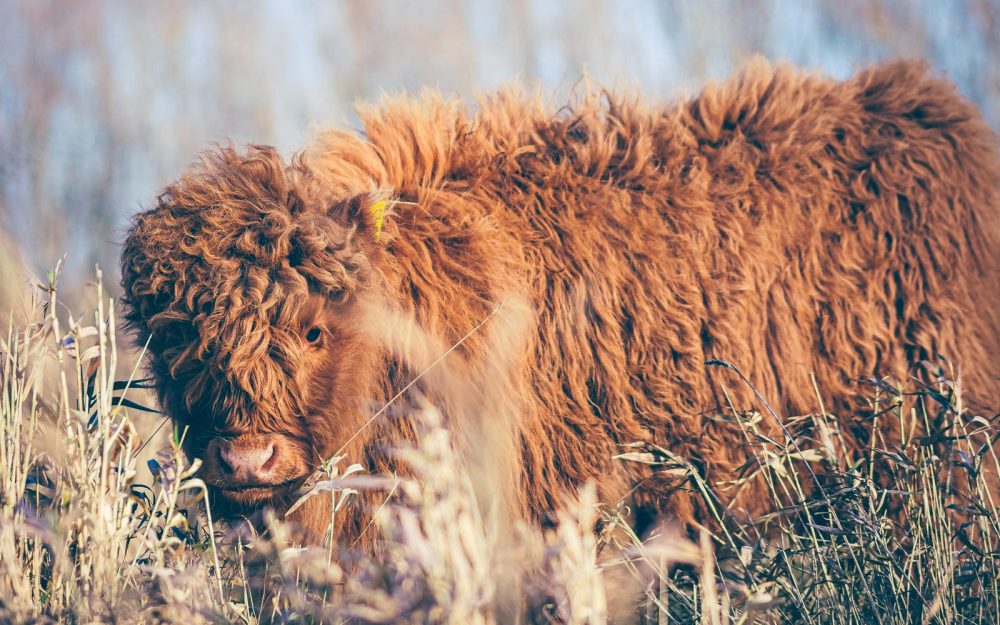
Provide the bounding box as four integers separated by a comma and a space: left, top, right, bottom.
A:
208, 437, 279, 485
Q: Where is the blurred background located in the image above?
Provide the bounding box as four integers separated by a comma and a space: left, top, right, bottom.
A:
2, 0, 999, 302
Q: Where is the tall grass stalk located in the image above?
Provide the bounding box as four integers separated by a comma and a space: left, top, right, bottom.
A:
1, 268, 997, 624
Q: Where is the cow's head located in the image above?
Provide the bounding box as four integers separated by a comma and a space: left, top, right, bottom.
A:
121, 145, 390, 513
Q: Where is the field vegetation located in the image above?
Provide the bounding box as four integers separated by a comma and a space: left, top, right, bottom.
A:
1, 268, 997, 624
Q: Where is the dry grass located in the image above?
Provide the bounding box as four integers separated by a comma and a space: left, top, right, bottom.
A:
1, 269, 997, 624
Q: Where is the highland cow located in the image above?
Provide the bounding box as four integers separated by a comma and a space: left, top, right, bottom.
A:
121, 60, 1000, 545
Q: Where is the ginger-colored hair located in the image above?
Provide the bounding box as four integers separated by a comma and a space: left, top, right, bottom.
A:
122, 59, 1000, 542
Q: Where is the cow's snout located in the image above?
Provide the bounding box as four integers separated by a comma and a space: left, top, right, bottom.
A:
206, 435, 284, 487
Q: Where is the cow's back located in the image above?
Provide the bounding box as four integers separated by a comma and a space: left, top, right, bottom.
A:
480, 59, 1000, 523
311, 59, 1000, 528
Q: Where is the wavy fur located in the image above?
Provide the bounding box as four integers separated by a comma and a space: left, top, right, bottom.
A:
122, 59, 1000, 545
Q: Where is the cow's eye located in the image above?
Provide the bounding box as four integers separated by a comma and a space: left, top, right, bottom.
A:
304, 326, 323, 345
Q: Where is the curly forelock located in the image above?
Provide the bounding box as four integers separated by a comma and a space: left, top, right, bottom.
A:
121, 144, 371, 395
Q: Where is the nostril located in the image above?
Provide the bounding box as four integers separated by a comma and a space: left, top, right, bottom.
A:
216, 444, 234, 475
259, 443, 277, 473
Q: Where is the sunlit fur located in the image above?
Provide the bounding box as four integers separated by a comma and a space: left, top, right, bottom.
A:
121, 59, 1000, 547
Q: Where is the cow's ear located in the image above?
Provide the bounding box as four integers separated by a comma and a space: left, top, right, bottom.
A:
331, 190, 394, 245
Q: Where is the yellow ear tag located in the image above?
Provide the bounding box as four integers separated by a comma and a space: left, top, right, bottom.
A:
369, 199, 387, 242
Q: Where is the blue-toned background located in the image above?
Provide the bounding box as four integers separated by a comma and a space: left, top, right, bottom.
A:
2, 0, 998, 291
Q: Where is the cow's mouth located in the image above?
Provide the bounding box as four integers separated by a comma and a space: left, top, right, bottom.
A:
215, 477, 305, 506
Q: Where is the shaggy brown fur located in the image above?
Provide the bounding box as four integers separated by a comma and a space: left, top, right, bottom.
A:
121, 60, 1000, 545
